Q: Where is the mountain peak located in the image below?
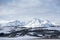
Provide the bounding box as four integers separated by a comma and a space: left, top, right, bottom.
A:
1, 20, 25, 27
25, 18, 54, 28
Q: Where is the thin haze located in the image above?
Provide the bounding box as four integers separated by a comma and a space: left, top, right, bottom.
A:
0, 0, 60, 24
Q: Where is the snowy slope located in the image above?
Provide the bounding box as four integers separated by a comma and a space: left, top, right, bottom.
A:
25, 18, 54, 28
0, 35, 40, 40
0, 20, 25, 33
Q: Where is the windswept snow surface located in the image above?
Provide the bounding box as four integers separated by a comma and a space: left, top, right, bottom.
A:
25, 18, 54, 28
0, 35, 40, 40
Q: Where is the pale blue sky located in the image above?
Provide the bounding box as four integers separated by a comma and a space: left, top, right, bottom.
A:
0, 0, 60, 24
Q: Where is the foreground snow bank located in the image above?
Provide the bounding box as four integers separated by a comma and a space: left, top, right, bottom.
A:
0, 35, 40, 40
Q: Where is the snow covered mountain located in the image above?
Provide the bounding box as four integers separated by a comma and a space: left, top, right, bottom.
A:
0, 20, 25, 33
25, 18, 55, 28
0, 18, 56, 34
0, 18, 60, 38
2, 20, 25, 27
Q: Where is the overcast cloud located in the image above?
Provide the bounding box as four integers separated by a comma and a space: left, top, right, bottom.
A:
0, 0, 60, 24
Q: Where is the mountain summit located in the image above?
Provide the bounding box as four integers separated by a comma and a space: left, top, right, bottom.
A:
25, 18, 54, 28
2, 20, 25, 27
